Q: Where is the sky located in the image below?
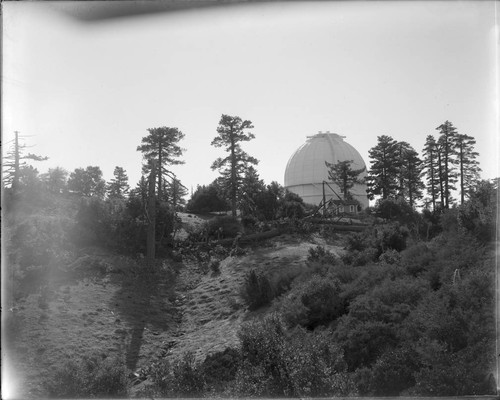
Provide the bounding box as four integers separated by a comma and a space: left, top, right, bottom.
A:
2, 1, 499, 198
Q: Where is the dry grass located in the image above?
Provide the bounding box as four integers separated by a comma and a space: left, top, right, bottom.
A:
5, 230, 344, 398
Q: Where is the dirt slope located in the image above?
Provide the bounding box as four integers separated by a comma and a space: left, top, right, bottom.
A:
5, 232, 343, 398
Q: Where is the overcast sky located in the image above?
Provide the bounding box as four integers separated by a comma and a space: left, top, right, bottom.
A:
3, 1, 498, 197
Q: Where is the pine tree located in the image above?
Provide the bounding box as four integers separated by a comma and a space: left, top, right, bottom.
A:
325, 160, 365, 201
165, 178, 188, 210
211, 114, 258, 217
107, 166, 130, 200
68, 166, 106, 197
395, 141, 411, 200
366, 135, 400, 200
436, 121, 459, 208
41, 167, 68, 194
422, 135, 440, 211
239, 166, 266, 217
3, 131, 48, 193
137, 127, 185, 202
402, 146, 424, 208
456, 133, 481, 204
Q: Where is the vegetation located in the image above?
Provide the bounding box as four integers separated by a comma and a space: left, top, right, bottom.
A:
325, 160, 365, 200
3, 118, 496, 398
211, 114, 259, 217
137, 126, 186, 203
44, 353, 128, 398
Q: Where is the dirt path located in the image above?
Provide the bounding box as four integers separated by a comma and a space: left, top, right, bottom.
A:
168, 233, 343, 362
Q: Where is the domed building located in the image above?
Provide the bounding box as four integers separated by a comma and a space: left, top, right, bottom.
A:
284, 131, 369, 209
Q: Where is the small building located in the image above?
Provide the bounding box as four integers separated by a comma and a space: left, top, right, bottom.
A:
330, 199, 362, 214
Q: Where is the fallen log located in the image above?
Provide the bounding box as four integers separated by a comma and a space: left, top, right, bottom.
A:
195, 228, 285, 247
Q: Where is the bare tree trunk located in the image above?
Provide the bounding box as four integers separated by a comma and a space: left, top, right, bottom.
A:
459, 142, 464, 204
146, 160, 157, 268
12, 131, 20, 193
230, 133, 237, 217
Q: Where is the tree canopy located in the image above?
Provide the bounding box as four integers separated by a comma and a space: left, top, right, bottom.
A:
137, 126, 186, 203
325, 160, 365, 201
211, 114, 258, 217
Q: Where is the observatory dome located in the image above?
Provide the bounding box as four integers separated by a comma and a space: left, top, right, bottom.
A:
284, 132, 368, 208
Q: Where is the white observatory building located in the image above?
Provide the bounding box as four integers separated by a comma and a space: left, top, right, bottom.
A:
284, 132, 369, 209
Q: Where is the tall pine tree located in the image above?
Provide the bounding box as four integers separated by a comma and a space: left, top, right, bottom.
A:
137, 127, 185, 203
211, 114, 258, 217
107, 166, 130, 200
456, 133, 481, 204
325, 160, 365, 201
422, 135, 440, 211
401, 146, 424, 208
436, 121, 459, 208
366, 135, 400, 200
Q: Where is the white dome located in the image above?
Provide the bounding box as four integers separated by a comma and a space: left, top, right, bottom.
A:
284, 132, 368, 208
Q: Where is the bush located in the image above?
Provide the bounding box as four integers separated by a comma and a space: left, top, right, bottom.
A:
10, 215, 74, 268
277, 191, 306, 219
375, 222, 409, 253
44, 353, 128, 398
171, 352, 205, 396
187, 183, 229, 214
374, 198, 420, 226
378, 249, 401, 265
341, 248, 378, 266
344, 232, 369, 252
279, 275, 344, 329
307, 245, 339, 265
206, 215, 241, 239
209, 258, 221, 276
401, 242, 434, 276
241, 270, 274, 310
201, 348, 240, 391
457, 180, 497, 243
148, 352, 205, 397
235, 314, 354, 397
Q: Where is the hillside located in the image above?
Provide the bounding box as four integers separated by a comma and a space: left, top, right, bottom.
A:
3, 218, 341, 398
3, 180, 497, 398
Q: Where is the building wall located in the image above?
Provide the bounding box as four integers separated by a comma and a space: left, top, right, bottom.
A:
284, 132, 369, 209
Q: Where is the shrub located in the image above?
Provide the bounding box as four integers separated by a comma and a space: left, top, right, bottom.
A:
277, 191, 306, 219
344, 232, 369, 252
282, 328, 354, 397
374, 198, 420, 226
401, 242, 434, 276
10, 215, 74, 268
209, 258, 221, 276
367, 345, 420, 395
237, 314, 289, 395
201, 348, 240, 391
44, 353, 128, 398
206, 216, 241, 239
457, 180, 497, 243
186, 183, 229, 214
378, 249, 401, 265
241, 270, 274, 310
148, 358, 172, 392
342, 248, 378, 266
307, 245, 339, 265
171, 352, 205, 396
279, 275, 344, 329
148, 352, 205, 397
375, 223, 409, 253
236, 314, 354, 397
